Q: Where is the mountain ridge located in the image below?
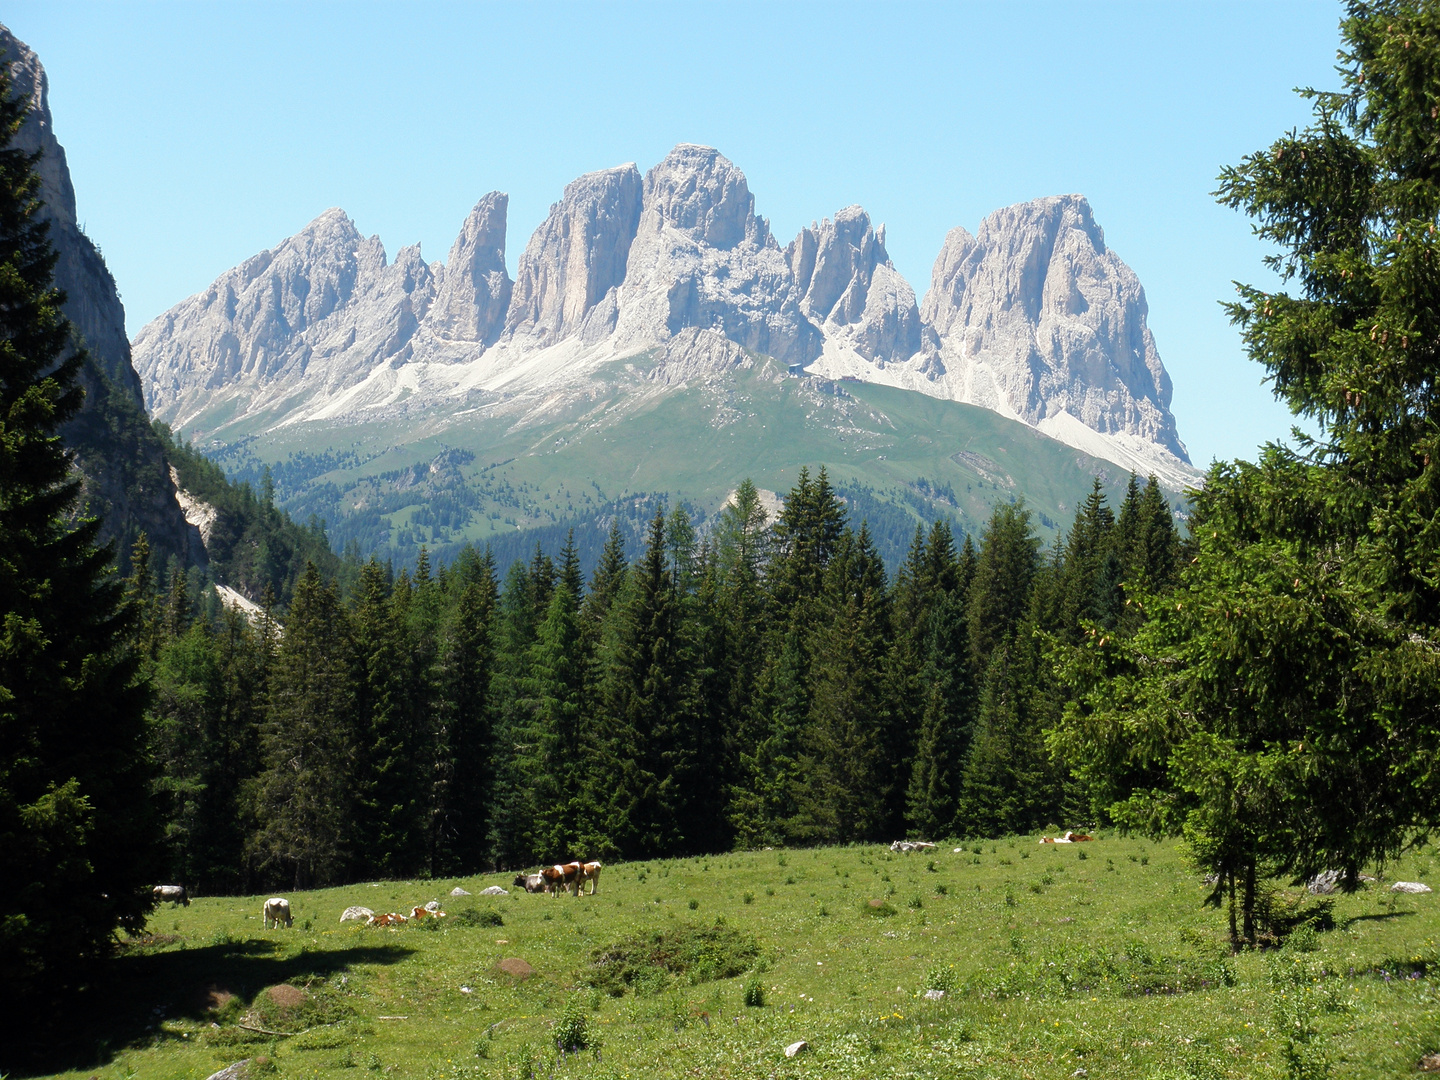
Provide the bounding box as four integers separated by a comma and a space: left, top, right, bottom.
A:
134, 145, 1199, 490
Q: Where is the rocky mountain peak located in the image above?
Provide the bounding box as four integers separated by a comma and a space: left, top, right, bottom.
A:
429, 191, 511, 344
642, 144, 770, 251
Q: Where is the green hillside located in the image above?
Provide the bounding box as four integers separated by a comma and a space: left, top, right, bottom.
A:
21, 837, 1440, 1079
200, 357, 1187, 570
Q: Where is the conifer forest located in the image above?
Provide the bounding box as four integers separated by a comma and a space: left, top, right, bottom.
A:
140, 470, 1182, 895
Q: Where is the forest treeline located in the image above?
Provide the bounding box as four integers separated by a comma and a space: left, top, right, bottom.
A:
141, 467, 1181, 894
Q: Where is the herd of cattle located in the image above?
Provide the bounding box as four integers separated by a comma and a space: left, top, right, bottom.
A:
149, 859, 605, 926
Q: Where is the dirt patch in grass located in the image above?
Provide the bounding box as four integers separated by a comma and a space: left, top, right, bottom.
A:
586, 923, 759, 996
497, 957, 537, 981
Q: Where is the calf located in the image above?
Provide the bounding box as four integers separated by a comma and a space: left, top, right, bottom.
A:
263, 897, 292, 929
153, 885, 189, 907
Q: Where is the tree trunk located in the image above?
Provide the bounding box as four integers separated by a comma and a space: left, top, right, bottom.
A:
1242, 858, 1256, 946
1227, 867, 1239, 953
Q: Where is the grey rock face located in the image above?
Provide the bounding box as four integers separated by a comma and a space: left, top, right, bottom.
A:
920, 194, 1187, 462
0, 24, 196, 564
136, 208, 441, 423
790, 205, 929, 365
506, 165, 642, 344
612, 144, 819, 365
428, 192, 511, 345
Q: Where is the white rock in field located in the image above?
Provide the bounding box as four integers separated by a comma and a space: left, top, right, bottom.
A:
1307, 870, 1342, 895
205, 1062, 250, 1080
784, 1040, 808, 1058
339, 906, 373, 922
451, 887, 471, 896
1391, 881, 1432, 893
923, 989, 945, 1000
479, 886, 508, 896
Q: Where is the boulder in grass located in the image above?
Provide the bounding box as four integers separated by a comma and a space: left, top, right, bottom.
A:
451, 887, 471, 896
1307, 870, 1342, 895
340, 906, 374, 922
205, 1063, 250, 1080
785, 1041, 808, 1058
1392, 881, 1432, 893
479, 886, 508, 896
424, 900, 443, 913
923, 989, 945, 1000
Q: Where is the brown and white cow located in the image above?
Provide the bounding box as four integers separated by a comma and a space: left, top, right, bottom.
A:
579, 861, 603, 895
540, 862, 582, 897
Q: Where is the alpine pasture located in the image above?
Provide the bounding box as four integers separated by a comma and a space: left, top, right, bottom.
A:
32, 835, 1440, 1080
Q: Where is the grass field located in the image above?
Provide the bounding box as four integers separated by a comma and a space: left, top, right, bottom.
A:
25, 835, 1440, 1080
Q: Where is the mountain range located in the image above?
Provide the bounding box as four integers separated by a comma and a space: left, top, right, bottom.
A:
4, 19, 1199, 585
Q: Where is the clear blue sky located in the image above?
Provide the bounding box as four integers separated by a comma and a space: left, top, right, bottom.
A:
8, 1, 1342, 467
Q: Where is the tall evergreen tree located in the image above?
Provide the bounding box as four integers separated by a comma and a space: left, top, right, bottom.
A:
967, 501, 1042, 669
248, 564, 357, 889
0, 67, 157, 1001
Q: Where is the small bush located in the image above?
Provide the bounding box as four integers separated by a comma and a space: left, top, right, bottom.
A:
453, 907, 504, 928
1077, 850, 1088, 861
743, 976, 766, 1007
554, 1000, 590, 1052
688, 898, 699, 910
1028, 882, 1043, 894
742, 892, 754, 904
586, 924, 760, 997
934, 883, 948, 896
864, 899, 898, 917
908, 895, 924, 910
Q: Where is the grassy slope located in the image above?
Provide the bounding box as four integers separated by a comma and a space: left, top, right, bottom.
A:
30, 837, 1440, 1080
204, 360, 1182, 568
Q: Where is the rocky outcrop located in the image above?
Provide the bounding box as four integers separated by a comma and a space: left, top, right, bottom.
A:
919, 194, 1186, 462
427, 192, 511, 345
505, 165, 641, 345
790, 206, 930, 366
1, 24, 196, 565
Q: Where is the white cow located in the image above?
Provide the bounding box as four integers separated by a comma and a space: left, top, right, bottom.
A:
153, 885, 189, 906
263, 897, 293, 929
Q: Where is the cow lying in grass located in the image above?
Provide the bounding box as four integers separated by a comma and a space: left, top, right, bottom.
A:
1039, 831, 1094, 844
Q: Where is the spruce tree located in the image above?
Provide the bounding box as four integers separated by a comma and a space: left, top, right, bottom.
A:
249, 564, 357, 888
0, 67, 157, 1000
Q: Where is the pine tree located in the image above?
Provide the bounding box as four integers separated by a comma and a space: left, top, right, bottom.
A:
967, 501, 1042, 669
0, 67, 158, 1000
527, 576, 587, 860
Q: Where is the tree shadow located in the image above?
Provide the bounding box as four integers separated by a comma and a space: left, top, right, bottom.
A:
1340, 909, 1416, 931
8, 936, 415, 1078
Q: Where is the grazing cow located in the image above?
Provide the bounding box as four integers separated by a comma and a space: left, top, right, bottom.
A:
540, 862, 582, 897
513, 873, 546, 894
153, 885, 189, 907
579, 861, 603, 895
263, 897, 293, 929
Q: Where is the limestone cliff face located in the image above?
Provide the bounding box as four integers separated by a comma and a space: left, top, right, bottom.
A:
919, 195, 1185, 461
790, 205, 931, 367
0, 24, 196, 565
131, 146, 1193, 484
505, 165, 641, 345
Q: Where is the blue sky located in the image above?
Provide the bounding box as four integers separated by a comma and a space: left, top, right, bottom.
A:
8, 1, 1342, 467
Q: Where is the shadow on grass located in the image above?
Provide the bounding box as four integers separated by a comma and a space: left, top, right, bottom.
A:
7, 936, 415, 1078
1340, 910, 1417, 931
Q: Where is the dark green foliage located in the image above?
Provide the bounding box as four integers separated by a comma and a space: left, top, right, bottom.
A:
0, 65, 158, 1002
585, 923, 760, 996
452, 907, 504, 928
